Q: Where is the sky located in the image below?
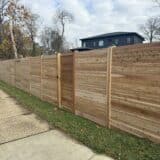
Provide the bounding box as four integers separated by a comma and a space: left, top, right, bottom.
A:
21, 0, 160, 48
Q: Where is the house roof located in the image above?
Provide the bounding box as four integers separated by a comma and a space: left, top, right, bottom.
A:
80, 32, 145, 41
70, 47, 92, 52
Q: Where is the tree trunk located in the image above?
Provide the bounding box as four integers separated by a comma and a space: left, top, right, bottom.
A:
149, 37, 152, 43
32, 41, 36, 56
0, 18, 3, 44
62, 23, 64, 39
60, 22, 65, 52
9, 19, 18, 59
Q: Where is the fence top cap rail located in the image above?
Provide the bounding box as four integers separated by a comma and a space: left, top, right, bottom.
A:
114, 42, 160, 51
61, 53, 74, 56
41, 54, 57, 58
74, 48, 111, 55
0, 59, 15, 62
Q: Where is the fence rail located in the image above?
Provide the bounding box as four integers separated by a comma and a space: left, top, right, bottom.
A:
0, 42, 160, 143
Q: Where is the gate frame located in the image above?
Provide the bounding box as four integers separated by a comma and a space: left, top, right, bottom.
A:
57, 53, 75, 113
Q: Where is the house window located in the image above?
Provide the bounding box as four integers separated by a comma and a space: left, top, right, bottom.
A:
93, 41, 96, 47
99, 40, 104, 47
83, 42, 86, 47
114, 39, 119, 45
127, 37, 131, 44
134, 37, 139, 43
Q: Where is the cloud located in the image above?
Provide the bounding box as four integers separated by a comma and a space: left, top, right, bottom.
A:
21, 0, 160, 47
21, 0, 55, 27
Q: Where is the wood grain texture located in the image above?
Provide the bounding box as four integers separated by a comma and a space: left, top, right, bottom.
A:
0, 60, 16, 85
61, 53, 74, 112
30, 57, 41, 98
111, 42, 160, 143
75, 50, 108, 126
15, 58, 30, 93
106, 47, 114, 128
42, 55, 58, 104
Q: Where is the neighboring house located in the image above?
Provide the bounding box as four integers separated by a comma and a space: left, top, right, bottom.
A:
71, 32, 145, 52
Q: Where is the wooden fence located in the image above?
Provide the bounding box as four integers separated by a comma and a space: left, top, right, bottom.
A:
0, 42, 160, 143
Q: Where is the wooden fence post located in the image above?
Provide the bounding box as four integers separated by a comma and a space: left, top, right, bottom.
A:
106, 46, 115, 128
57, 53, 62, 108
72, 53, 76, 113
40, 55, 43, 100
14, 59, 16, 87
29, 57, 31, 95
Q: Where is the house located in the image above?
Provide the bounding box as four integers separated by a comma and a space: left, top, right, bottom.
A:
71, 32, 145, 52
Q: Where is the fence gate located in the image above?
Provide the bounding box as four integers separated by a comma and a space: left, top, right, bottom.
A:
60, 53, 75, 112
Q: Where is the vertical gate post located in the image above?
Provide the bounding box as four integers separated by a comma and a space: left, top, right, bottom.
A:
40, 55, 43, 100
14, 59, 16, 87
57, 53, 62, 108
29, 57, 31, 95
106, 46, 115, 128
72, 53, 76, 113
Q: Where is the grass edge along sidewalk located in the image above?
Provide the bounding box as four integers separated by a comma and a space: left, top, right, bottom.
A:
0, 81, 160, 160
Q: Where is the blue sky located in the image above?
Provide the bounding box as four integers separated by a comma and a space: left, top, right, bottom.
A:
21, 0, 160, 47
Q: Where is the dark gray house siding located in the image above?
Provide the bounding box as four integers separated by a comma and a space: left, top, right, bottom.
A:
81, 32, 144, 49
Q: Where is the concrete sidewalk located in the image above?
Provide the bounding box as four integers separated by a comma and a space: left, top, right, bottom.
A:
0, 90, 113, 160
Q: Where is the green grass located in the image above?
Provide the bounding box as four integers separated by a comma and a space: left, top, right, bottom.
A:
0, 81, 160, 160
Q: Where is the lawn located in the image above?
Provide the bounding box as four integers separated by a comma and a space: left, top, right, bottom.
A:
0, 80, 160, 160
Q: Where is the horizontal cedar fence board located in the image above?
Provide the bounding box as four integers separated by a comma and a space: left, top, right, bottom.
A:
0, 60, 15, 85
111, 42, 160, 143
10, 60, 16, 86
75, 50, 109, 126
113, 42, 160, 51
61, 54, 74, 112
30, 57, 41, 98
42, 55, 58, 104
15, 58, 30, 93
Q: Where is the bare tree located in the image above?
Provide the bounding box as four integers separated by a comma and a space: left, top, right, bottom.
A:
54, 9, 74, 39
40, 27, 52, 51
40, 26, 69, 54
140, 17, 160, 43
7, 0, 18, 58
50, 30, 64, 52
53, 9, 74, 52
24, 10, 39, 56
6, 0, 31, 58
